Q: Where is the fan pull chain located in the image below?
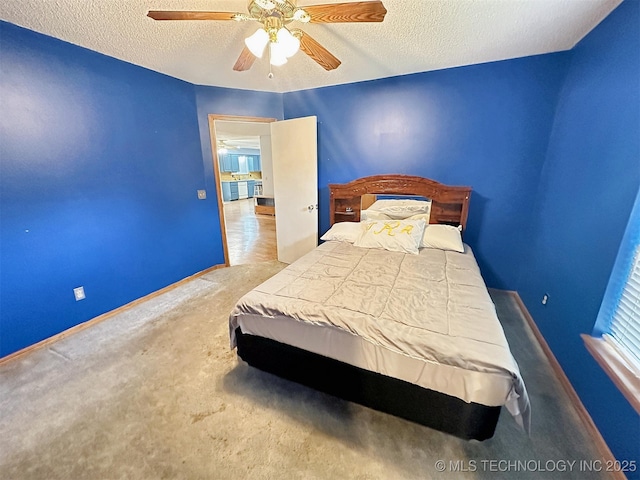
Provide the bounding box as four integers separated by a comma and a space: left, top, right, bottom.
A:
268, 47, 274, 79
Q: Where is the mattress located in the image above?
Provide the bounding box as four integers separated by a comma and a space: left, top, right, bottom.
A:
229, 241, 530, 432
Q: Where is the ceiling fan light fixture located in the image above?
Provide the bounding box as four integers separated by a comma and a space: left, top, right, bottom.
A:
245, 28, 269, 58
269, 42, 288, 66
276, 27, 300, 58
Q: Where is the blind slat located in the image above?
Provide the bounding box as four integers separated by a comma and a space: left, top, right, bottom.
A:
614, 319, 640, 338
610, 325, 640, 349
608, 246, 640, 371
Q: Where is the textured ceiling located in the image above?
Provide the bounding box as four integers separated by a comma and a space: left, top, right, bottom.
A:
215, 120, 270, 149
0, 0, 622, 93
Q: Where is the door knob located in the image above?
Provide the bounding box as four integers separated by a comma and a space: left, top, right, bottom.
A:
307, 205, 314, 211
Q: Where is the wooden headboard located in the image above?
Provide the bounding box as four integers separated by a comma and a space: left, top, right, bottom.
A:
329, 174, 472, 230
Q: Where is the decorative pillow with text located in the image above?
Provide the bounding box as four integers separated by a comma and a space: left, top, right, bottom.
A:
354, 219, 426, 255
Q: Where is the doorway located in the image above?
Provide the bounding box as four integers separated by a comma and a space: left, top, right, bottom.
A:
208, 114, 319, 266
208, 115, 277, 266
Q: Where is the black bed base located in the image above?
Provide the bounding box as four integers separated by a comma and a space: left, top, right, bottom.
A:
235, 328, 501, 441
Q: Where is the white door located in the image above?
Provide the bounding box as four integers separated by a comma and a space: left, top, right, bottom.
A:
271, 116, 318, 264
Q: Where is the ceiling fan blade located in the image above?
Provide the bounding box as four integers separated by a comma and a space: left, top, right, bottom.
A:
147, 11, 238, 21
305, 1, 387, 23
233, 46, 257, 72
299, 32, 341, 71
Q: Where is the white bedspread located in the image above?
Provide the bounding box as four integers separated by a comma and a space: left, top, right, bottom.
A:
229, 241, 530, 433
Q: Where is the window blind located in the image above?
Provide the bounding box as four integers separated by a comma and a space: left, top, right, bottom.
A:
605, 245, 640, 372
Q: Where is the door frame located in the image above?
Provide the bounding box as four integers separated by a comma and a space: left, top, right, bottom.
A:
207, 114, 276, 267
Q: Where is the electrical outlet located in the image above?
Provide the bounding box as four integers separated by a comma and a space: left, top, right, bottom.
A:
74, 286, 86, 301
197, 190, 206, 200
542, 293, 549, 305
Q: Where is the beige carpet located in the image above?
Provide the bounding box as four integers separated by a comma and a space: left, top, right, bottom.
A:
0, 261, 612, 479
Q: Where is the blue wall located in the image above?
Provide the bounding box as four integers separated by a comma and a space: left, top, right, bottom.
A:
283, 55, 570, 289
518, 0, 640, 467
0, 22, 214, 355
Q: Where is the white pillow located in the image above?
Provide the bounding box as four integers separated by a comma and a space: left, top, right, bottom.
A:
360, 209, 391, 221
320, 222, 363, 243
367, 199, 432, 219
354, 220, 426, 255
420, 224, 464, 252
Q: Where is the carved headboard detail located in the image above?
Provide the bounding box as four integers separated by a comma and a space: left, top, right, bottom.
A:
329, 174, 472, 231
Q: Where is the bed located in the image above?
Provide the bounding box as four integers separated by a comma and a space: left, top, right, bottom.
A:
229, 175, 530, 441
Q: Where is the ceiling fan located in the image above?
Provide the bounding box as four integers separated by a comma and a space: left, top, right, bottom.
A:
217, 140, 238, 153
147, 1, 387, 74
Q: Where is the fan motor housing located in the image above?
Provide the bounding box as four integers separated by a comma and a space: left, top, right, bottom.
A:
249, 0, 300, 23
